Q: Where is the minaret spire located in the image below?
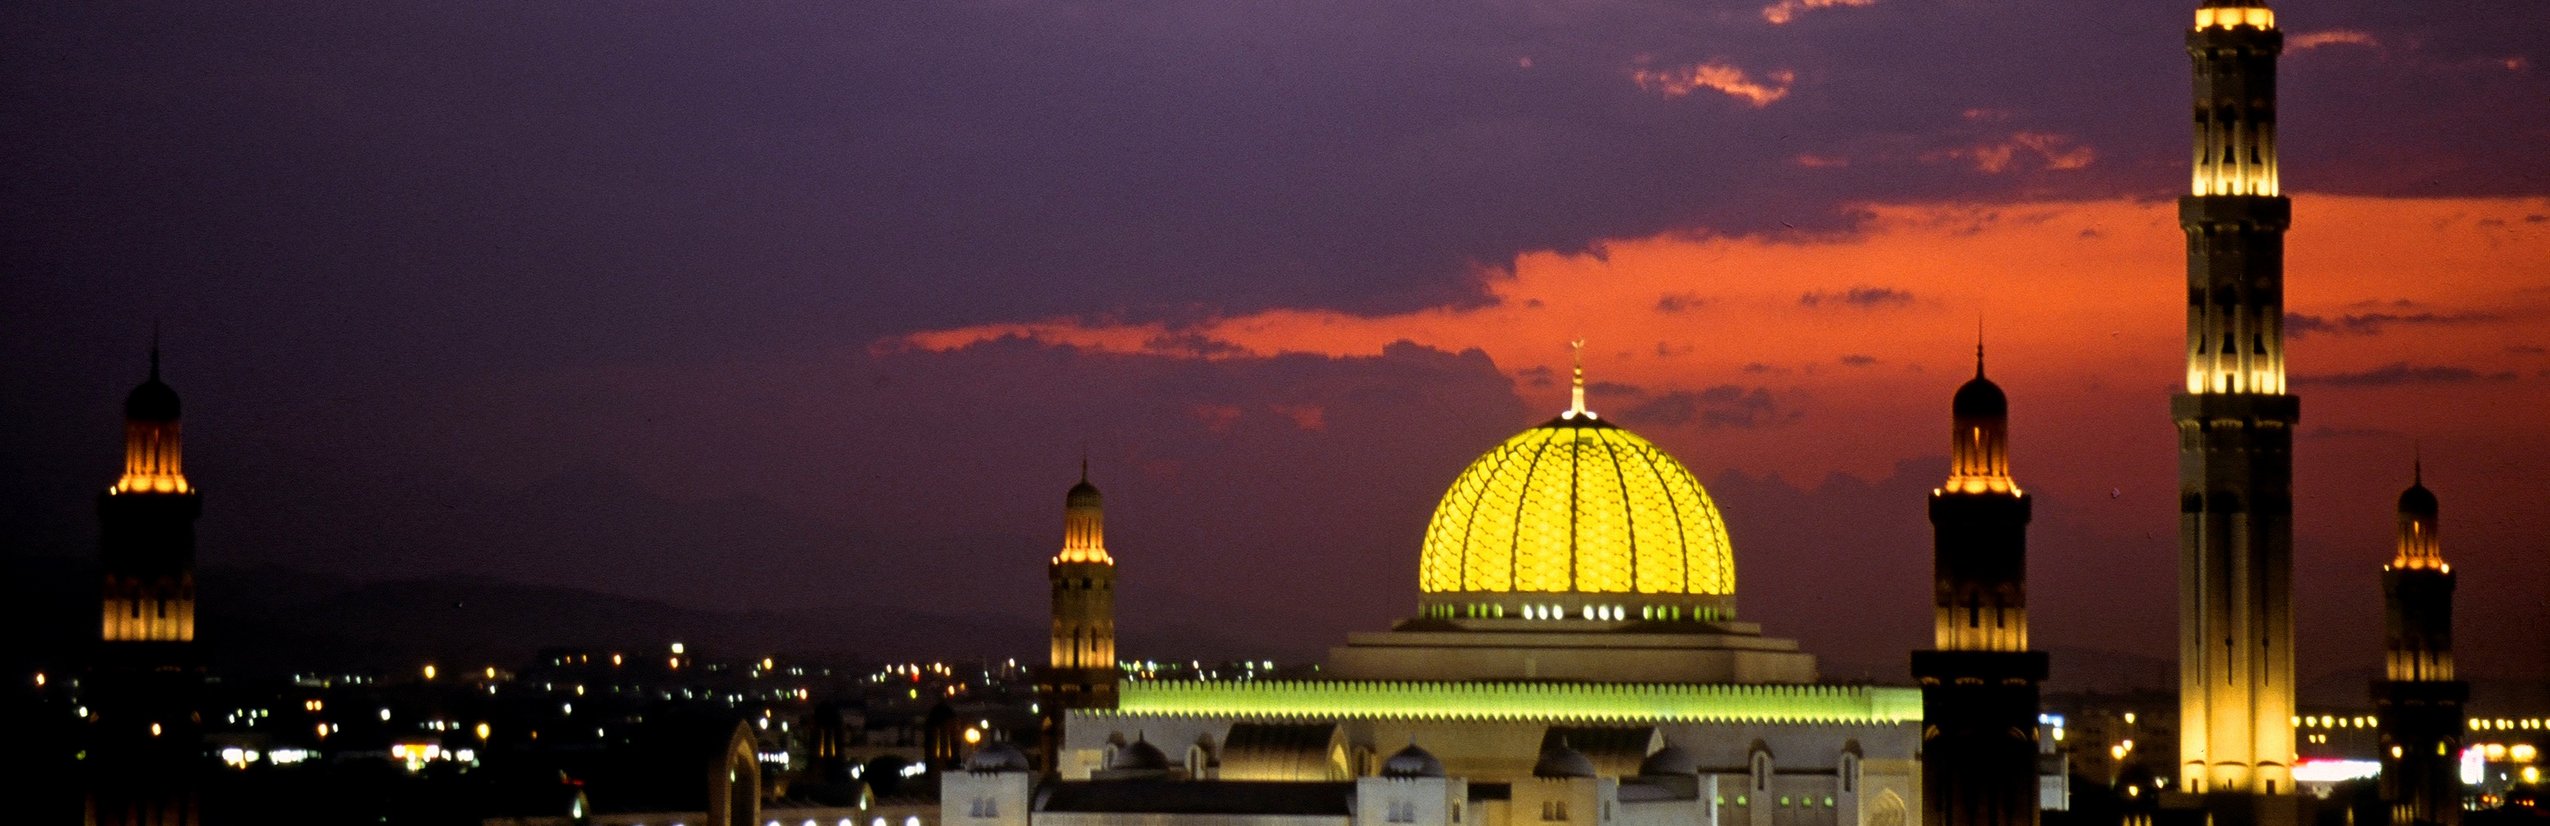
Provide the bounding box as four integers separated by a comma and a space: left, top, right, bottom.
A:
1567, 339, 1588, 418
1975, 316, 1986, 378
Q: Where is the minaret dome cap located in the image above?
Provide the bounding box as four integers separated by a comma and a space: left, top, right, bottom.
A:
2397, 481, 2437, 517
1067, 479, 1102, 507
1951, 375, 2006, 419
126, 377, 181, 422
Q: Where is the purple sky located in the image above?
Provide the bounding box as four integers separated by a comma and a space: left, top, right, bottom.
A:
5, 0, 2547, 681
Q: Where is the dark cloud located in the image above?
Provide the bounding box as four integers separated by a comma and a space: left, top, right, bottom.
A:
2284, 308, 2498, 338
1656, 293, 1712, 314
1839, 354, 1880, 366
2510, 344, 2549, 355
1625, 385, 1797, 428
2292, 362, 2520, 387
1800, 287, 1915, 309
1143, 333, 1251, 358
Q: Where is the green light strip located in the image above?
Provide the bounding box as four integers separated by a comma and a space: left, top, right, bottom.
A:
1098, 680, 1921, 725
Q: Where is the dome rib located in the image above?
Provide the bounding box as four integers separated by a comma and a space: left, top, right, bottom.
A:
1504, 428, 1559, 591
1598, 428, 1639, 591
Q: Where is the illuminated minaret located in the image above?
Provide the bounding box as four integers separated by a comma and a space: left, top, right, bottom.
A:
1912, 346, 2045, 826
1037, 462, 1117, 773
88, 343, 206, 826
2373, 463, 2464, 826
99, 345, 201, 646
2174, 0, 2300, 800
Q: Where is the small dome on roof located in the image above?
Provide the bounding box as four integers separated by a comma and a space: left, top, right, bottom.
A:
964, 742, 1032, 773
1639, 745, 1699, 776
1534, 743, 1598, 779
1110, 736, 1169, 771
1381, 744, 1446, 778
1068, 479, 1102, 507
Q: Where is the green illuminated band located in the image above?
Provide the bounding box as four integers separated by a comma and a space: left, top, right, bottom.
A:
1100, 680, 1921, 725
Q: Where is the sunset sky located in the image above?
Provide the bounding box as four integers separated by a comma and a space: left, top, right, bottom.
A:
5, 0, 2545, 682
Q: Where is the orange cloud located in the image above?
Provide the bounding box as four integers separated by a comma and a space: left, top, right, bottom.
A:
1631, 61, 1796, 107
2288, 29, 2380, 51
893, 195, 2550, 482
1924, 131, 2095, 173
1761, 0, 1877, 25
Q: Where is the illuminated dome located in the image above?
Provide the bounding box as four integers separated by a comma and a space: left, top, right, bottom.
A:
1416, 376, 1737, 622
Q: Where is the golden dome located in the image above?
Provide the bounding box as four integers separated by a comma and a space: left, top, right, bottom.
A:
1418, 412, 1735, 604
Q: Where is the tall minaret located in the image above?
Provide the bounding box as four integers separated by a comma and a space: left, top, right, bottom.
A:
88, 344, 207, 826
2173, 0, 2300, 801
1912, 346, 2046, 826
2373, 463, 2465, 826
1037, 462, 1118, 774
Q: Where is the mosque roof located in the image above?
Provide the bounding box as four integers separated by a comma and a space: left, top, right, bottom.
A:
1533, 742, 1598, 778
1039, 781, 1354, 815
1380, 743, 1446, 778
963, 742, 1032, 773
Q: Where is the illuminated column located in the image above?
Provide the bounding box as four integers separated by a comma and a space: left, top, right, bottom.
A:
1914, 347, 2045, 826
1038, 463, 1118, 773
2174, 0, 2299, 799
2373, 465, 2464, 826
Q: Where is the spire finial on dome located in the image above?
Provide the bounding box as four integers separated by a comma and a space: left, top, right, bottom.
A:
2413, 442, 2422, 485
1567, 339, 1588, 418
1081, 448, 1090, 484
1975, 315, 1986, 378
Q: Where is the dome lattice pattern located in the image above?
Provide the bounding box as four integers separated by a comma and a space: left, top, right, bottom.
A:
1419, 417, 1734, 596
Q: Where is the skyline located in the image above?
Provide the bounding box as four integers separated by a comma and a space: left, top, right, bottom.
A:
5, 0, 2547, 682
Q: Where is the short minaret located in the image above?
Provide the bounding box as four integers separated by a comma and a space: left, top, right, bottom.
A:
99, 345, 202, 646
87, 343, 208, 826
2174, 0, 2302, 802
2373, 463, 2465, 826
1038, 462, 1118, 773
1912, 346, 2046, 826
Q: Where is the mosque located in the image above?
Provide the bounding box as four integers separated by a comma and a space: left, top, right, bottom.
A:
938, 3, 2462, 826
946, 339, 2053, 826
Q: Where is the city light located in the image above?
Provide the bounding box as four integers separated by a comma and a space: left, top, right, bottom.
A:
2291, 760, 2380, 783
423, 664, 437, 680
